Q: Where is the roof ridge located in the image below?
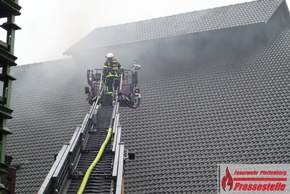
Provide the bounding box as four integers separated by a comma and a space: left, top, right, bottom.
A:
14, 57, 73, 67
92, 0, 260, 30
65, 0, 283, 54
264, 0, 285, 22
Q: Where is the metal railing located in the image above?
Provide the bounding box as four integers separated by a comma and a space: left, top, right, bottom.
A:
37, 75, 128, 194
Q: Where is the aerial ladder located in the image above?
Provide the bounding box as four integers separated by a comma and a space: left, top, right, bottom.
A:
37, 61, 141, 193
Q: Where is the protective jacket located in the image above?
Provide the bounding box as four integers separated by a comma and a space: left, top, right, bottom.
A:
103, 58, 123, 78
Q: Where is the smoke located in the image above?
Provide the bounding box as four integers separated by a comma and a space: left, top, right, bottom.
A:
7, 1, 290, 192
8, 58, 90, 160
15, 0, 260, 65
66, 0, 290, 87
70, 22, 275, 80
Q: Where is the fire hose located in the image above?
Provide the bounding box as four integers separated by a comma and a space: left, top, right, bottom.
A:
123, 95, 141, 109
77, 127, 113, 194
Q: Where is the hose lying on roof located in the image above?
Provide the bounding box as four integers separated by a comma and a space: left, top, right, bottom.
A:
77, 127, 113, 194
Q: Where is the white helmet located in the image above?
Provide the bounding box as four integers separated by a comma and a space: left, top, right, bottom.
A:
106, 53, 114, 58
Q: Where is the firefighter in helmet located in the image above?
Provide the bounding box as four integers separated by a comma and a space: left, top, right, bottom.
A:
103, 53, 123, 94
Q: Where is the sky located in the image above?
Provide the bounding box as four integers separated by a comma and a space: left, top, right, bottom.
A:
2, 0, 288, 65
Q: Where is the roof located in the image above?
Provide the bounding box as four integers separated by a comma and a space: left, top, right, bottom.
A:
120, 26, 290, 193
65, 0, 284, 54
7, 0, 290, 193
7, 59, 91, 193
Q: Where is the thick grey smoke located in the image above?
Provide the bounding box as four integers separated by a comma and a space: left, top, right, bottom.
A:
7, 58, 90, 171
15, 0, 260, 65
69, 22, 278, 80
7, 0, 289, 193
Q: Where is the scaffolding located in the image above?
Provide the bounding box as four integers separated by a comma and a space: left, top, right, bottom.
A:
0, 0, 21, 193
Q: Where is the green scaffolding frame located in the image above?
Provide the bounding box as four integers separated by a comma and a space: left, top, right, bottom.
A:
0, 0, 21, 193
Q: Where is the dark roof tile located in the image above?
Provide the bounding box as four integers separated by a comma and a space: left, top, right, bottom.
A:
66, 0, 283, 53
7, 59, 91, 193
7, 1, 290, 193
120, 26, 290, 193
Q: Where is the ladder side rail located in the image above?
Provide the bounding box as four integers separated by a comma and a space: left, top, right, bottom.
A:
37, 144, 70, 194
112, 126, 122, 177
115, 143, 125, 194
37, 100, 101, 193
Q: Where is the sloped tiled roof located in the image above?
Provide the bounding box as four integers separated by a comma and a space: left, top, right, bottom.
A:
7, 0, 290, 193
120, 26, 290, 193
65, 0, 283, 53
7, 59, 91, 193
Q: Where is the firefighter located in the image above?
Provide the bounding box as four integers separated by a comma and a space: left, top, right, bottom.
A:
103, 53, 123, 94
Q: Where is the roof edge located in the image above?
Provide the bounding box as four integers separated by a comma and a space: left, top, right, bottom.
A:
64, 0, 279, 55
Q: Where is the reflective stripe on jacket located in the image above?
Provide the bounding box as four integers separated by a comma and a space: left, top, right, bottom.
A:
103, 59, 122, 78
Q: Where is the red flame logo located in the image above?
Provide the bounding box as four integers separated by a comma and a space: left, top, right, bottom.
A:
222, 167, 233, 191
